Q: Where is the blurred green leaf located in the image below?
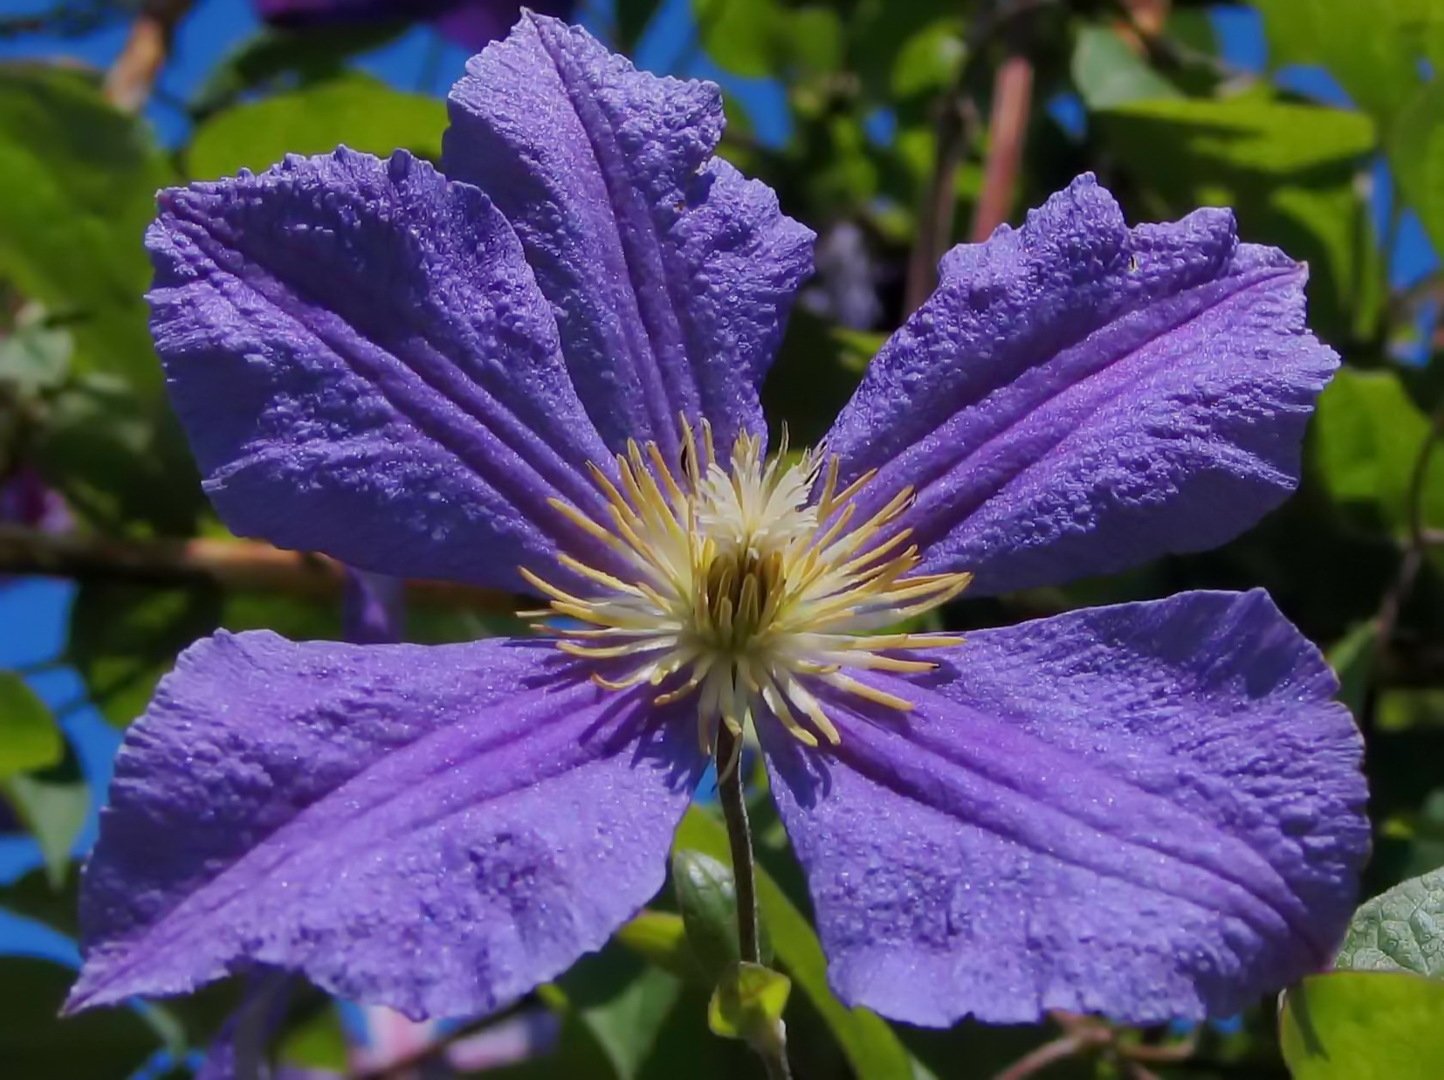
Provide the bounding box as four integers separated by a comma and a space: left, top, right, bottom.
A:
616, 0, 663, 53
0, 958, 161, 1078
1098, 92, 1378, 341
187, 72, 447, 180
1311, 368, 1444, 536
673, 848, 772, 981
890, 18, 964, 100
1253, 0, 1440, 125
787, 7, 845, 77
707, 961, 790, 1043
1377, 689, 1444, 732
33, 373, 203, 535
1327, 621, 1378, 720
0, 302, 72, 397
675, 807, 915, 1079
1071, 24, 1181, 110
0, 864, 79, 938
694, 0, 779, 78
846, 0, 961, 103
1336, 866, 1444, 977
69, 581, 222, 728
189, 23, 408, 117
0, 65, 172, 395
0, 671, 61, 777
615, 910, 708, 986
1388, 80, 1444, 256
276, 1003, 348, 1071
1375, 789, 1444, 888
536, 947, 683, 1080
1280, 971, 1444, 1079
3, 750, 88, 886
762, 308, 866, 446
221, 589, 339, 641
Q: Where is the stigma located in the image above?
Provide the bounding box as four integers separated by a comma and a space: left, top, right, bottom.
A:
521, 419, 972, 763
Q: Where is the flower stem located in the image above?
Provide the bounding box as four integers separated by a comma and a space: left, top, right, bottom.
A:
714, 725, 792, 1080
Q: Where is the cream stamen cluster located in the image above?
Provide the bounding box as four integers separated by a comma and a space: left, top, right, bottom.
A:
522, 420, 972, 761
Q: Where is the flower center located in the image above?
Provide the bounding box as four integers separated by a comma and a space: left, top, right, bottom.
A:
521, 419, 972, 762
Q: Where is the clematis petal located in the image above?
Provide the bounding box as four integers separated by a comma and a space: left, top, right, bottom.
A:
148, 147, 619, 592
67, 632, 705, 1020
824, 176, 1338, 594
762, 590, 1368, 1026
444, 14, 814, 457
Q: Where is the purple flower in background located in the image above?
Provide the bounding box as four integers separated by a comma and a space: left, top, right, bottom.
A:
67, 15, 1367, 1029
0, 465, 70, 533
255, 0, 573, 51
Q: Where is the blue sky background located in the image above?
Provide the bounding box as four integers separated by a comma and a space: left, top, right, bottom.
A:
0, 0, 1437, 988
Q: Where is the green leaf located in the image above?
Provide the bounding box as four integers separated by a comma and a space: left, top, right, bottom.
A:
0, 672, 61, 777
1071, 24, 1181, 110
0, 865, 79, 939
0, 65, 174, 395
1388, 80, 1444, 256
1327, 622, 1378, 720
786, 7, 845, 77
890, 18, 965, 100
693, 0, 780, 78
1253, 0, 1440, 125
187, 72, 447, 180
69, 581, 223, 728
672, 849, 772, 981
0, 958, 162, 1078
1280, 971, 1444, 1079
0, 302, 72, 397
1375, 789, 1444, 887
1336, 867, 1444, 977
707, 961, 791, 1044
674, 808, 915, 1079
1098, 92, 1379, 342
538, 946, 684, 1080
1310, 368, 1444, 537
2, 752, 88, 886
616, 0, 663, 52
615, 910, 708, 986
276, 1004, 348, 1071
189, 23, 409, 118
33, 373, 204, 535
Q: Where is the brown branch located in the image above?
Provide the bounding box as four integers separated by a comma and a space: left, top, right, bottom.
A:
993, 1029, 1108, 1080
995, 1012, 1199, 1080
902, 0, 1048, 314
1117, 0, 1170, 37
103, 0, 195, 112
969, 49, 1034, 242
0, 526, 518, 613
903, 91, 972, 315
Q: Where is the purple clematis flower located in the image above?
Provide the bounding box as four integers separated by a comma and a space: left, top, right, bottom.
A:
254, 0, 573, 52
67, 15, 1367, 1029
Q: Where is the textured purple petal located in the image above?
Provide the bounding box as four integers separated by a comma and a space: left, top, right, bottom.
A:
69, 633, 705, 1020
762, 591, 1368, 1026
824, 176, 1338, 594
444, 14, 813, 457
148, 148, 619, 592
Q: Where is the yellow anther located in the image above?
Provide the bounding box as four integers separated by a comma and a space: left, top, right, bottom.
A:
522, 423, 971, 757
